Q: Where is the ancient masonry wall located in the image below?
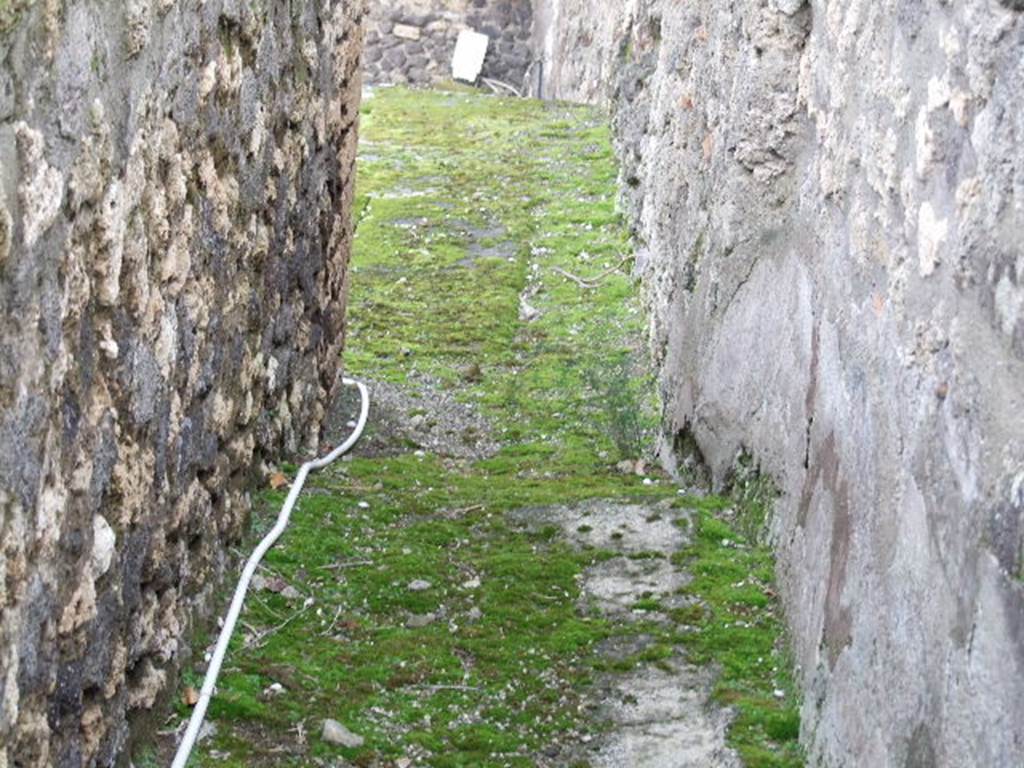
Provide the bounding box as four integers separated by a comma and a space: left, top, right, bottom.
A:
534, 0, 1024, 766
0, 1, 365, 765
364, 0, 534, 89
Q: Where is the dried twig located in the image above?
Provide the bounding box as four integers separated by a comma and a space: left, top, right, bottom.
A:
318, 558, 373, 571
553, 256, 633, 289
408, 684, 484, 693
292, 720, 307, 747
320, 605, 345, 637
535, 594, 563, 602
480, 77, 523, 98
449, 504, 484, 516
251, 595, 286, 622
254, 605, 311, 648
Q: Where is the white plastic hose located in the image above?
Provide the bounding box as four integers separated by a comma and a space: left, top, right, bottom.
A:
170, 377, 370, 768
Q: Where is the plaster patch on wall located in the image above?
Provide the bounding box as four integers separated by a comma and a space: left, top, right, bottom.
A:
994, 275, 1023, 338
15, 123, 64, 248
0, 201, 11, 264
917, 202, 948, 278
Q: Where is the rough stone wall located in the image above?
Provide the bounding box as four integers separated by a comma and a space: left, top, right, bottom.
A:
534, 0, 1024, 766
365, 0, 533, 89
0, 1, 364, 765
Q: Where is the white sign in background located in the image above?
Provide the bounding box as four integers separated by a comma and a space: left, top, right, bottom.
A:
451, 29, 490, 83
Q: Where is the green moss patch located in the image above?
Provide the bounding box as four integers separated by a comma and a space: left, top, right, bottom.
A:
163, 86, 803, 768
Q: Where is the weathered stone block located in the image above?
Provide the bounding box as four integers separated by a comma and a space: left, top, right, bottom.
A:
393, 22, 422, 40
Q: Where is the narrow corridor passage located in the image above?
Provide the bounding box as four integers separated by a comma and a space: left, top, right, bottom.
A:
168, 87, 801, 768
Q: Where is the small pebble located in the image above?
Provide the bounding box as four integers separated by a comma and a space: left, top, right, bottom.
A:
407, 579, 432, 592
99, 339, 119, 360
321, 718, 364, 748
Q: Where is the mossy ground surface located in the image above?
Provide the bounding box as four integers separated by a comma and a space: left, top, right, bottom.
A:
158, 86, 803, 768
